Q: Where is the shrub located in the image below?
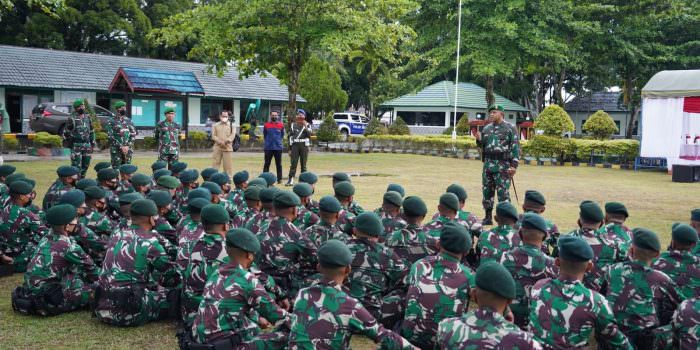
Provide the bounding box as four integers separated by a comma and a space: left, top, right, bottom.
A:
143, 136, 157, 150
583, 110, 618, 140
521, 135, 639, 162
388, 116, 410, 135
364, 117, 388, 136
95, 132, 108, 149
455, 114, 471, 135
521, 135, 575, 160
533, 105, 575, 137
316, 114, 340, 142
1, 136, 19, 150
33, 132, 63, 148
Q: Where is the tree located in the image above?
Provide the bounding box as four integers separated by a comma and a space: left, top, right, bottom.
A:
583, 110, 618, 139
316, 114, 340, 143
0, 0, 63, 19
388, 116, 410, 135
533, 105, 574, 137
364, 117, 388, 136
299, 55, 348, 119
151, 0, 417, 121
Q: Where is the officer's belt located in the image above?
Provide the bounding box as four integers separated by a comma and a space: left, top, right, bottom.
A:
291, 138, 309, 143
482, 152, 510, 161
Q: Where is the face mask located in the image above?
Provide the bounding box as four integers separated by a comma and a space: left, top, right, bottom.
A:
271, 117, 278, 122
118, 109, 127, 116
220, 117, 229, 123
76, 107, 85, 114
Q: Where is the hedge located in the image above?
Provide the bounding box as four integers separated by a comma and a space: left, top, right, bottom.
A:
521, 136, 639, 162
362, 134, 477, 152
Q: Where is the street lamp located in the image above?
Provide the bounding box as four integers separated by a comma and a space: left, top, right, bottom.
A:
452, 0, 463, 141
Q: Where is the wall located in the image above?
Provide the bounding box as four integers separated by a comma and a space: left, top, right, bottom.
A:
0, 87, 5, 110
54, 90, 96, 105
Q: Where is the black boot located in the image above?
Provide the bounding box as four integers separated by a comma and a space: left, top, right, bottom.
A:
482, 209, 493, 226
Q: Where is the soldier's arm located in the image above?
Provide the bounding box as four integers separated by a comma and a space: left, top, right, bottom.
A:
153, 123, 160, 143
63, 118, 74, 141
129, 122, 137, 143
247, 275, 288, 326
348, 301, 417, 350
594, 296, 634, 349
510, 125, 520, 168
148, 240, 178, 286
89, 118, 96, 145
65, 242, 100, 282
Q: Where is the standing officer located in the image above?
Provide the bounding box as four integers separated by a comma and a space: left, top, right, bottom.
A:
263, 111, 285, 182
476, 104, 519, 225
286, 109, 312, 186
211, 110, 236, 177
154, 107, 181, 170
106, 100, 136, 168
63, 99, 95, 178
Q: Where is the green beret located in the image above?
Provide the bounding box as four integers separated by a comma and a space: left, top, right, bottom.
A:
605, 202, 628, 218
558, 235, 594, 262
151, 160, 167, 171
521, 212, 547, 234
201, 204, 229, 225
244, 186, 261, 201
476, 261, 516, 299
439, 192, 460, 212
5, 173, 26, 186
259, 172, 277, 186
188, 198, 210, 213
402, 196, 427, 217
273, 191, 301, 209
446, 184, 467, 202
114, 100, 126, 109
75, 178, 98, 190
57, 165, 80, 177
164, 107, 176, 114
691, 209, 700, 222
439, 222, 472, 254
97, 168, 118, 181
148, 190, 173, 208
298, 172, 318, 185
59, 189, 85, 208
332, 172, 350, 182
188, 188, 212, 201
10, 180, 33, 195
233, 171, 249, 185
130, 173, 151, 186
632, 228, 661, 252
293, 183, 313, 198
83, 186, 106, 200
201, 168, 217, 181
210, 172, 230, 186
179, 169, 199, 184
524, 190, 546, 206
487, 104, 504, 112
319, 196, 342, 213
171, 161, 187, 174
386, 184, 405, 197
130, 199, 158, 217
119, 192, 144, 205
334, 181, 355, 198
119, 164, 138, 175
0, 164, 16, 177
153, 169, 172, 180
19, 178, 35, 187
354, 212, 383, 237
200, 181, 222, 195
157, 175, 180, 190
248, 178, 268, 188
496, 201, 519, 221
318, 239, 353, 268
225, 228, 260, 253
579, 201, 604, 222
93, 162, 111, 173
72, 99, 84, 108
672, 223, 698, 245
383, 191, 403, 207
46, 204, 77, 226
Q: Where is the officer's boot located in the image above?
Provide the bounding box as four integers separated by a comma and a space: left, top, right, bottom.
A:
482, 209, 493, 226
285, 177, 294, 187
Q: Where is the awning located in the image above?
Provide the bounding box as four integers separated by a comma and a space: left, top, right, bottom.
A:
109, 67, 205, 95
641, 70, 700, 98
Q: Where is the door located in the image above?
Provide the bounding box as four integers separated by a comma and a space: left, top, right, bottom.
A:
22, 95, 38, 134
6, 94, 21, 133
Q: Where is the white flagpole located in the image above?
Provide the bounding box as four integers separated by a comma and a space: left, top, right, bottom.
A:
452, 0, 462, 142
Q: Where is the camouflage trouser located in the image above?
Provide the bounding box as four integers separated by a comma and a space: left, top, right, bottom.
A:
159, 152, 179, 170
380, 289, 405, 329
482, 159, 511, 210
71, 147, 93, 178
110, 147, 133, 168
7, 243, 37, 272
235, 331, 288, 350
95, 285, 175, 326
59, 273, 94, 311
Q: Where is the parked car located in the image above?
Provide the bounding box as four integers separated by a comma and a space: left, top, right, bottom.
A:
312, 112, 368, 140
29, 102, 114, 135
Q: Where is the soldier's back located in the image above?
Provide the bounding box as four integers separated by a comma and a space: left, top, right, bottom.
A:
437, 308, 542, 349
672, 297, 700, 349
652, 250, 700, 298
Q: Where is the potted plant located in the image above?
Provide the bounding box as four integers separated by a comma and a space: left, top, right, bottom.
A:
30, 132, 67, 157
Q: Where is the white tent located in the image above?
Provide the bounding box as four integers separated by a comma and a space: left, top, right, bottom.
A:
640, 70, 700, 169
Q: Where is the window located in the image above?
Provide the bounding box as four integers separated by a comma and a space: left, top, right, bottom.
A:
509, 114, 514, 120
449, 112, 468, 126
351, 114, 361, 122
201, 101, 223, 124
397, 111, 445, 126
131, 99, 157, 127
334, 114, 347, 121
614, 120, 621, 134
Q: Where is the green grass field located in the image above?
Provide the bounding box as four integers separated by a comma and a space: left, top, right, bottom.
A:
0, 152, 694, 348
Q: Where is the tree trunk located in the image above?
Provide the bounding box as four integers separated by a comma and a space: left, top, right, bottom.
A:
555, 69, 566, 107
623, 75, 637, 138
485, 76, 495, 107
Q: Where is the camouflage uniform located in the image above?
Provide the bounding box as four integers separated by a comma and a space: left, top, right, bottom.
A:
63, 112, 95, 177
42, 180, 72, 211
174, 216, 205, 277
73, 223, 106, 265
23, 231, 99, 312
0, 203, 47, 271
500, 243, 557, 328
95, 225, 178, 326
432, 210, 483, 237
191, 262, 289, 347
244, 209, 275, 235
232, 206, 259, 229
105, 114, 136, 168
515, 212, 559, 255
154, 119, 181, 168
604, 260, 683, 339
153, 216, 178, 253
671, 298, 700, 349
181, 233, 228, 325
477, 120, 519, 210
256, 217, 303, 297
345, 237, 406, 320
384, 224, 438, 267
115, 179, 133, 195
348, 201, 364, 216
80, 207, 113, 241
289, 278, 416, 350
336, 208, 356, 231
601, 222, 633, 257
424, 215, 453, 238
400, 252, 474, 348
228, 188, 246, 212
292, 205, 320, 231
297, 221, 350, 284
529, 276, 632, 349
569, 228, 626, 292
376, 209, 408, 239
652, 249, 700, 298
306, 198, 319, 214
437, 307, 542, 349
478, 224, 520, 263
